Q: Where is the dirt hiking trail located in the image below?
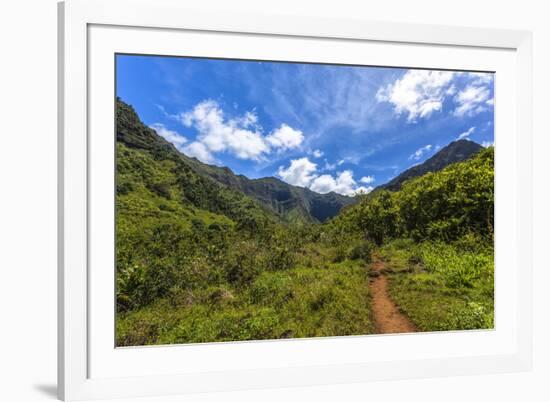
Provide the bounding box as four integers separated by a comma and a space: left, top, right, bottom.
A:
369, 256, 417, 334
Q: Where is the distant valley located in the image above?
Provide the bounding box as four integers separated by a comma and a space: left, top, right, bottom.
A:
117, 98, 484, 225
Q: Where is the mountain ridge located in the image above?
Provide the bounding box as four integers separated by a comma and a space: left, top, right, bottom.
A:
116, 98, 355, 224
183, 157, 356, 224
117, 99, 485, 224
378, 139, 484, 191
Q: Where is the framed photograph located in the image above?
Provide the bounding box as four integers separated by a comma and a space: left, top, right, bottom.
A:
58, 0, 533, 400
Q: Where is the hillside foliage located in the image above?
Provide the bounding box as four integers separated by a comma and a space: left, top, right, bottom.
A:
328, 146, 494, 245
115, 99, 494, 345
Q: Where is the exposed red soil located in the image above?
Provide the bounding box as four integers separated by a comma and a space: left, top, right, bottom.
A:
369, 257, 417, 334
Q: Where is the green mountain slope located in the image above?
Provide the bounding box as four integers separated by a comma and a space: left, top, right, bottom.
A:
328, 145, 494, 244
174, 147, 355, 224
116, 99, 278, 227
118, 98, 355, 224
185, 159, 356, 224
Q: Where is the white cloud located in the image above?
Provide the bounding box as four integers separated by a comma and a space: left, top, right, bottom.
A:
150, 123, 187, 151
310, 170, 358, 196
453, 85, 491, 117
180, 100, 303, 161
181, 100, 269, 160
308, 174, 338, 193
445, 85, 457, 96
409, 144, 433, 161
376, 70, 456, 122
360, 175, 375, 184
277, 157, 318, 187
353, 186, 374, 196
458, 126, 476, 140
376, 70, 494, 122
312, 149, 324, 158
316, 171, 352, 195
233, 110, 259, 129
266, 124, 304, 150
229, 128, 271, 160
277, 158, 369, 196
182, 141, 215, 164
482, 140, 494, 148
467, 72, 494, 85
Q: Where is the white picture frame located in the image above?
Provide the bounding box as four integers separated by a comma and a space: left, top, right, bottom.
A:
58, 0, 533, 400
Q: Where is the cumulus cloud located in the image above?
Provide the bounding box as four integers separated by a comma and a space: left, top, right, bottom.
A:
150, 123, 187, 151
180, 100, 303, 161
311, 170, 369, 196
376, 70, 494, 122
277, 157, 371, 196
181, 100, 269, 160
277, 157, 317, 187
266, 124, 304, 151
236, 110, 259, 128
376, 70, 455, 122
182, 141, 215, 164
409, 144, 433, 161
482, 140, 494, 148
458, 126, 476, 140
360, 175, 375, 184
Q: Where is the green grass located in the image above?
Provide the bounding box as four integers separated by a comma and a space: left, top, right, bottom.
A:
115, 144, 494, 342
114, 100, 495, 345
381, 238, 494, 332
116, 246, 374, 346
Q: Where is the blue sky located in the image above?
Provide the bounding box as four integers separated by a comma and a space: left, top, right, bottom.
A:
116, 54, 494, 196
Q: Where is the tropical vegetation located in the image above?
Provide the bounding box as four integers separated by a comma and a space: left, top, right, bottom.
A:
115, 99, 494, 346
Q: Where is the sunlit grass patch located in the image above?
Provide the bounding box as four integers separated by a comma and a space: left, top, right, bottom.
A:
116, 258, 374, 346
383, 238, 494, 332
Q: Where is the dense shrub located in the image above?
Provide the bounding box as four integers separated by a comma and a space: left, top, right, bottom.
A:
331, 244, 347, 263
330, 147, 494, 245
249, 272, 293, 305
348, 241, 373, 264
436, 301, 494, 331
225, 241, 262, 286
148, 182, 172, 199
419, 242, 493, 288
